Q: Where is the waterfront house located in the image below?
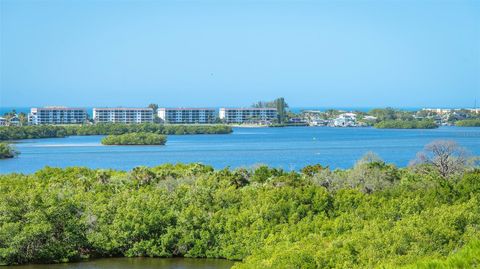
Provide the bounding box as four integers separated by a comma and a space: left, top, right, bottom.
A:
333, 113, 357, 127
8, 116, 21, 126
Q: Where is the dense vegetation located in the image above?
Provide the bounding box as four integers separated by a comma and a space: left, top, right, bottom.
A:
0, 141, 479, 267
395, 240, 480, 269
101, 132, 167, 145
374, 119, 438, 129
0, 142, 18, 159
456, 119, 480, 127
368, 107, 415, 121
0, 124, 232, 141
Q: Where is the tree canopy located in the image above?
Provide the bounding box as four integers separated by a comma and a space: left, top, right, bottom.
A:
0, 148, 479, 267
0, 142, 18, 159
374, 119, 438, 129
456, 119, 480, 127
0, 124, 232, 141
101, 132, 167, 145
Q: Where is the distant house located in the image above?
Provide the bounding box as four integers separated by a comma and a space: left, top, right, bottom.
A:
422, 108, 452, 115
288, 118, 306, 124
309, 119, 329, 126
333, 113, 357, 127
363, 116, 377, 121
0, 117, 6, 126
7, 116, 21, 126
302, 110, 326, 126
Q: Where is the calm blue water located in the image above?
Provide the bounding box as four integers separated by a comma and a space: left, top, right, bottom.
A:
1, 127, 479, 174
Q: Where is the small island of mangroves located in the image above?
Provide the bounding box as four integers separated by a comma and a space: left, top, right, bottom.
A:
101, 132, 167, 145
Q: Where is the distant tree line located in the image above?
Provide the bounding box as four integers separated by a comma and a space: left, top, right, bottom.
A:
0, 123, 232, 141
0, 140, 479, 268
456, 119, 480, 127
368, 107, 415, 121
374, 119, 438, 129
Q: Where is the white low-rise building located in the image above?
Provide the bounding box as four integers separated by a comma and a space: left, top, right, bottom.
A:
333, 113, 357, 127
8, 116, 21, 126
29, 107, 88, 125
158, 108, 216, 124
0, 117, 6, 126
93, 107, 153, 124
422, 108, 453, 114
363, 115, 377, 121
219, 108, 278, 124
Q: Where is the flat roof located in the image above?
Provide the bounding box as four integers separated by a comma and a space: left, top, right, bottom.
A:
32, 107, 87, 110
93, 107, 153, 110
159, 108, 216, 111
220, 107, 277, 111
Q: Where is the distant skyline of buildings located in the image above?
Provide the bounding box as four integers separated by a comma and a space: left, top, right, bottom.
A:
3, 105, 479, 125
25, 106, 281, 125
2, 105, 479, 113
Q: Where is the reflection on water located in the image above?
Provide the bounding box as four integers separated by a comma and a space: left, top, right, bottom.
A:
7, 258, 234, 269
31, 143, 101, 147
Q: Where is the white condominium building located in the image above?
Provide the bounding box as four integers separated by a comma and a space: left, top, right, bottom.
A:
422, 108, 480, 114
28, 107, 88, 125
93, 108, 153, 124
219, 108, 278, 123
158, 108, 216, 124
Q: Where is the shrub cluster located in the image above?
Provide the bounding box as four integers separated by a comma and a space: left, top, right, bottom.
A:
0, 142, 18, 159
1, 160, 479, 267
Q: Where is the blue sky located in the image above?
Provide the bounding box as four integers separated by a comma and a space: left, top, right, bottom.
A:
0, 0, 479, 108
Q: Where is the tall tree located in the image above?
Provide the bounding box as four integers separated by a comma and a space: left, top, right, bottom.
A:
18, 112, 28, 125
411, 140, 470, 178
275, 97, 288, 123
148, 104, 160, 123
148, 104, 159, 114
252, 98, 289, 123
